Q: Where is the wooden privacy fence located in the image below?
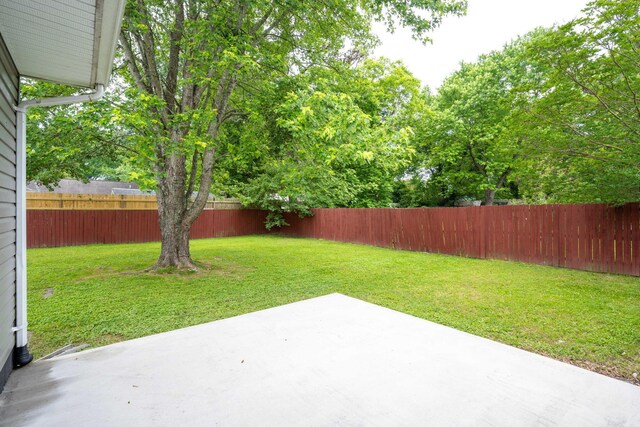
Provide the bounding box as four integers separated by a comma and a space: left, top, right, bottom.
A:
25, 204, 640, 276
27, 209, 267, 248
26, 193, 242, 210
281, 204, 640, 276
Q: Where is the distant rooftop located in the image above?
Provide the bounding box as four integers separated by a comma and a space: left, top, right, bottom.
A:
26, 179, 154, 196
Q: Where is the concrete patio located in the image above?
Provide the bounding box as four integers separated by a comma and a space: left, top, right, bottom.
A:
0, 293, 638, 426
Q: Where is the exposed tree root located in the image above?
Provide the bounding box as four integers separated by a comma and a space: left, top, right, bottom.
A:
147, 256, 199, 272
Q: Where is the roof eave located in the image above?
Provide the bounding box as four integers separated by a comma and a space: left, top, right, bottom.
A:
94, 0, 126, 88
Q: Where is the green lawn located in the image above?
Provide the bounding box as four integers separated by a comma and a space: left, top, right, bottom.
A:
28, 235, 640, 384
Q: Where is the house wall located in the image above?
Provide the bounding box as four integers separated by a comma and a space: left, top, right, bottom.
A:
0, 33, 17, 391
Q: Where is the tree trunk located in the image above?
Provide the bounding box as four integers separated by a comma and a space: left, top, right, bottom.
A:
484, 189, 496, 206
156, 218, 194, 269
153, 152, 199, 270
484, 168, 511, 206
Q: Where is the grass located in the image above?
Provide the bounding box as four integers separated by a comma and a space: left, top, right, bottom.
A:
28, 235, 640, 384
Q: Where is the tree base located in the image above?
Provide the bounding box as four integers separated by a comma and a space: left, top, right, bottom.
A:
149, 256, 199, 272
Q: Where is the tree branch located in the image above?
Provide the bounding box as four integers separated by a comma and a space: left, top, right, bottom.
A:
185, 148, 199, 201
165, 0, 185, 114
565, 70, 640, 138
119, 32, 150, 93
134, 0, 165, 101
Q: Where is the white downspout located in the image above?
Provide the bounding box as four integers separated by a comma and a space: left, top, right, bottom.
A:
12, 84, 105, 366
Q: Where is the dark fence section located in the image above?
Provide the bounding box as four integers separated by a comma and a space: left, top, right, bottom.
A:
281, 204, 640, 276
27, 209, 267, 248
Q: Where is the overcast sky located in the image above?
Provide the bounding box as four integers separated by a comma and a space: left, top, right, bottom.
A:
373, 0, 591, 89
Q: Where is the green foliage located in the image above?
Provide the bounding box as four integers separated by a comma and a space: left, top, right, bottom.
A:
515, 0, 640, 204
116, 0, 465, 184
415, 37, 534, 205
398, 0, 638, 207
23, 81, 130, 186
241, 59, 419, 226
393, 169, 462, 207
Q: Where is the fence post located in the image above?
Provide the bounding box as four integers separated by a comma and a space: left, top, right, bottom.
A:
479, 207, 486, 259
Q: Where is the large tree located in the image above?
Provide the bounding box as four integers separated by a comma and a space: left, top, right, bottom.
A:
516, 0, 640, 204
419, 38, 532, 205
241, 58, 423, 226
118, 0, 465, 269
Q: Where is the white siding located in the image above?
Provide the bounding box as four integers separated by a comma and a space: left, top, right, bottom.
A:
0, 32, 16, 389
0, 0, 95, 87
0, 0, 126, 89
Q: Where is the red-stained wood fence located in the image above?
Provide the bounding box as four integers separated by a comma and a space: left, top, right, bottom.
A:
27, 209, 267, 248
280, 204, 640, 276
26, 204, 640, 276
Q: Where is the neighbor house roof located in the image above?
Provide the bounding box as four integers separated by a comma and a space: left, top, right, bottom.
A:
0, 0, 126, 88
26, 179, 151, 195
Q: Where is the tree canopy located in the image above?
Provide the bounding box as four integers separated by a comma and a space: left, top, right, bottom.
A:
515, 0, 640, 204
240, 59, 421, 226
398, 0, 639, 207
416, 37, 533, 205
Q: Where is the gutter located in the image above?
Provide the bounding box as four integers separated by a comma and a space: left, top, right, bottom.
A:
12, 84, 105, 367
